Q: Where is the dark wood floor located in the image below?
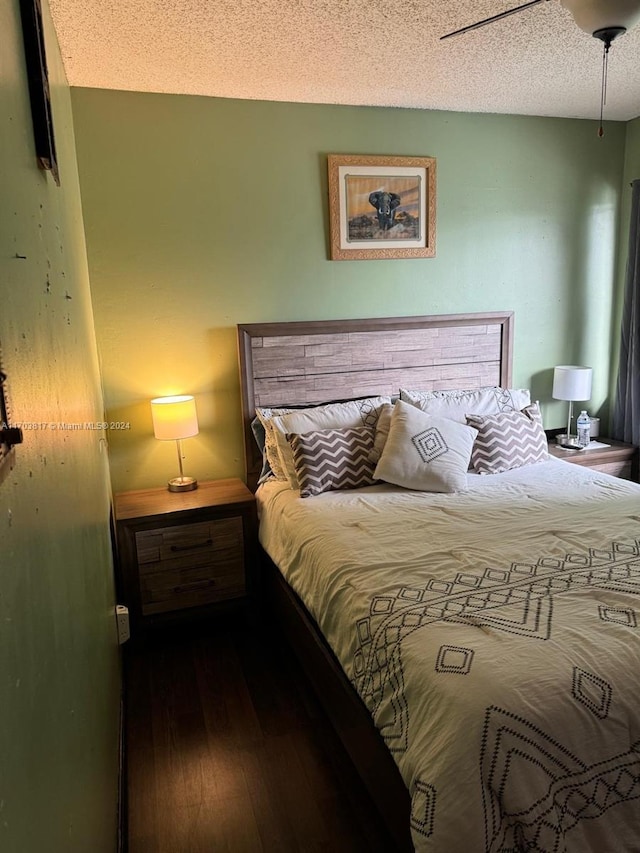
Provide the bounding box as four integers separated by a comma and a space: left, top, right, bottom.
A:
124, 609, 397, 852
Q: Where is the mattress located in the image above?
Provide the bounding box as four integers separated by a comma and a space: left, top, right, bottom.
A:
257, 458, 640, 852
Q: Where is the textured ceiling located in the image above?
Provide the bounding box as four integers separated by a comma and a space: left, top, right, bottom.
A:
48, 0, 640, 121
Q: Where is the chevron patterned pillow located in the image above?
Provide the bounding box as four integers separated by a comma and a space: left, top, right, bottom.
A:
272, 396, 392, 488
287, 426, 378, 497
466, 403, 548, 474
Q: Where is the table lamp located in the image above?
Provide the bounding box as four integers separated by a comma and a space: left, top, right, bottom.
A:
150, 395, 199, 492
552, 366, 593, 446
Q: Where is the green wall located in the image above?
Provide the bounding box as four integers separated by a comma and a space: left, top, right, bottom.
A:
70, 88, 629, 493
0, 3, 120, 852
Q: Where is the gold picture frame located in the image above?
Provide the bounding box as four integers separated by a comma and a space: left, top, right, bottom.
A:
328, 154, 436, 260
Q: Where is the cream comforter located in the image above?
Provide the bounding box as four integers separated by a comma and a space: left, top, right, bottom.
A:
257, 458, 640, 852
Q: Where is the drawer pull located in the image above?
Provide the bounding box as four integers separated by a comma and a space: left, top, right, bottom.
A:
170, 539, 213, 552
172, 578, 216, 594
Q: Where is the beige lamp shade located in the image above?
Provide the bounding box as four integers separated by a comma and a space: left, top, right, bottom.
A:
150, 395, 199, 440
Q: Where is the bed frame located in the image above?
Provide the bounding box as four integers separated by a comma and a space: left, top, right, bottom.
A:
236, 312, 514, 848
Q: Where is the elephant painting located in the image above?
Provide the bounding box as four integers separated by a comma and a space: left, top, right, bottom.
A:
368, 190, 401, 231
328, 153, 434, 257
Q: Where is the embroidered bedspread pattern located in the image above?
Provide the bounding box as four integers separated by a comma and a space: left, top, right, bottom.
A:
257, 461, 640, 852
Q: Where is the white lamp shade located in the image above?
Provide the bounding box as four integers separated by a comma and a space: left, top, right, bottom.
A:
561, 0, 640, 34
150, 395, 199, 440
552, 366, 593, 401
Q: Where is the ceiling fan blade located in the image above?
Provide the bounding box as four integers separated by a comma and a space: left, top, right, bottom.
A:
440, 0, 550, 40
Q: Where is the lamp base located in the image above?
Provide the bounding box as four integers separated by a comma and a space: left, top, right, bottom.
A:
555, 434, 582, 450
168, 476, 198, 492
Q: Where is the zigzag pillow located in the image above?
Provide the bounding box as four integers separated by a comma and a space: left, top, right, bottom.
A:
287, 426, 378, 497
272, 396, 392, 488
466, 403, 548, 474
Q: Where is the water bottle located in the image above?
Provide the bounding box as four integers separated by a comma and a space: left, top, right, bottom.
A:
576, 410, 591, 448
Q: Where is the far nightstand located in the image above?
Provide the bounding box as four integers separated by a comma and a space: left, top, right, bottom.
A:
113, 478, 257, 635
547, 437, 638, 481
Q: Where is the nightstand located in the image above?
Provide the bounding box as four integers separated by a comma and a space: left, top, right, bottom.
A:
114, 478, 257, 635
547, 437, 638, 481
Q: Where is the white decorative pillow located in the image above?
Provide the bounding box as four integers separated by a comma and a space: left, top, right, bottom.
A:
466, 403, 548, 474
271, 396, 392, 488
254, 406, 299, 481
400, 386, 531, 424
287, 426, 378, 498
368, 402, 393, 463
374, 400, 477, 493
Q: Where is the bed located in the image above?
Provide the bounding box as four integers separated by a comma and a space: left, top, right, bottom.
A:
237, 313, 640, 852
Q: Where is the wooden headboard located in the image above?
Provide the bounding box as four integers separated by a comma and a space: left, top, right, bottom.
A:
237, 312, 514, 490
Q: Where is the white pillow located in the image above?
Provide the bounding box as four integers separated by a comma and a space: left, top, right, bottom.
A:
374, 400, 478, 493
399, 386, 531, 424
254, 406, 299, 481
368, 402, 393, 463
271, 396, 393, 488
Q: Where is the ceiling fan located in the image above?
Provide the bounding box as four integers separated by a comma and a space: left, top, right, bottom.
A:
441, 0, 640, 134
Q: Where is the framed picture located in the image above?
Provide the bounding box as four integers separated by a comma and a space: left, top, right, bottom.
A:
19, 0, 59, 185
328, 154, 436, 260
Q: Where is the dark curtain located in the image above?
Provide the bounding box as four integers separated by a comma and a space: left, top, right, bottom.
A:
612, 179, 640, 446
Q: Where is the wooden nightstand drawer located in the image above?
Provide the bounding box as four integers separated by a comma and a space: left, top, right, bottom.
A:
114, 478, 258, 635
140, 561, 245, 615
590, 460, 632, 479
135, 517, 243, 572
137, 516, 246, 615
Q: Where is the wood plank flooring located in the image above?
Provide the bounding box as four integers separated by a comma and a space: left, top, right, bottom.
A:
124, 610, 396, 852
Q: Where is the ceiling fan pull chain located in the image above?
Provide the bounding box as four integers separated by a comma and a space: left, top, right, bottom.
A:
598, 42, 609, 137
